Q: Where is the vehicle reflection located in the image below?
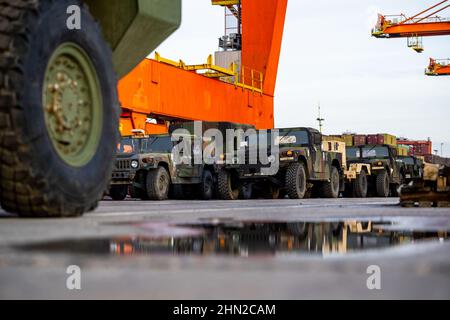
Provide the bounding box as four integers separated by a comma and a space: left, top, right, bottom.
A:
108, 221, 448, 257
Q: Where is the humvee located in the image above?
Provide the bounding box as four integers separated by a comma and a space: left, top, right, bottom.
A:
111, 129, 219, 201
216, 128, 345, 200
110, 134, 174, 201
0, 0, 181, 216
397, 155, 424, 183
346, 144, 403, 197
168, 121, 256, 200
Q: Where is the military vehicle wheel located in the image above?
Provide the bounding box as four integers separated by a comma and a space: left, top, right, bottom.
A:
321, 166, 340, 198
0, 0, 119, 217
286, 162, 307, 199
239, 183, 253, 200
146, 167, 170, 200
217, 170, 240, 200
199, 169, 214, 200
376, 170, 390, 197
109, 185, 128, 201
353, 171, 368, 198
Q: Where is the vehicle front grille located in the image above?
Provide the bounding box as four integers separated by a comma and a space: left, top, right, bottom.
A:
116, 159, 131, 170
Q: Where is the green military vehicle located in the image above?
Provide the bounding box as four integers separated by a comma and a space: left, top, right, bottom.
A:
346, 144, 403, 197
0, 0, 181, 216
397, 156, 424, 183
168, 121, 256, 200
110, 134, 174, 201
110, 127, 220, 201
216, 127, 346, 200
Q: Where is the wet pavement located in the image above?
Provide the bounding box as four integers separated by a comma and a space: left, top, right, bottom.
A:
0, 198, 450, 299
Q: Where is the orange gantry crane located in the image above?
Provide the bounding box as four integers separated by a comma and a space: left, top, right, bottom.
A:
117, 0, 288, 135
372, 0, 450, 75
426, 58, 450, 75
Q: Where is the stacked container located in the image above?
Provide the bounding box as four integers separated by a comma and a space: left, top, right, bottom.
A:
353, 135, 367, 146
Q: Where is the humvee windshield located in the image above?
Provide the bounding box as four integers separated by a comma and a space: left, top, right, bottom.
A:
399, 157, 415, 165
347, 146, 390, 159
277, 129, 309, 147
117, 137, 140, 154
141, 136, 173, 153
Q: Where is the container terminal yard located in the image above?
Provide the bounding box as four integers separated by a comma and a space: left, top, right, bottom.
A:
0, 0, 449, 301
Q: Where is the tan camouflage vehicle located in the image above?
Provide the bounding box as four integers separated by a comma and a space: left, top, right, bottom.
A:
345, 144, 403, 197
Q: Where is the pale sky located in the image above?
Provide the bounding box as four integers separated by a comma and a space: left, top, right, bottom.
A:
151, 0, 450, 156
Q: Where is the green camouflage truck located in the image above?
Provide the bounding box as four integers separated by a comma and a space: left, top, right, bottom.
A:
397, 155, 424, 183
110, 134, 175, 201
110, 127, 222, 202
0, 0, 181, 217
168, 121, 256, 200
346, 144, 403, 197
216, 127, 346, 200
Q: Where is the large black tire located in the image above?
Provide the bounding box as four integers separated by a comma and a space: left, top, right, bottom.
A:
0, 0, 119, 217
109, 185, 128, 201
353, 170, 368, 198
286, 162, 307, 199
217, 169, 240, 200
146, 167, 170, 201
376, 169, 390, 197
321, 166, 340, 198
199, 169, 214, 200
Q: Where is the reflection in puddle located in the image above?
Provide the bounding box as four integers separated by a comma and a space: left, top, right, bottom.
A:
17, 220, 448, 257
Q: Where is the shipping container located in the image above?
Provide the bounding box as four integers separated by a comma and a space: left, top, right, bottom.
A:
353, 135, 367, 146
397, 146, 409, 156
382, 133, 397, 146
342, 134, 354, 146
367, 134, 384, 145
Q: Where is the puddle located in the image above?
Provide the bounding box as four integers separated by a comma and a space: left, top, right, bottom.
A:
16, 219, 449, 257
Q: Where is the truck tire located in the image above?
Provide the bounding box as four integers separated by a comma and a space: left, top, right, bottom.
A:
217, 169, 240, 200
146, 167, 170, 201
286, 162, 307, 199
199, 169, 214, 200
0, 0, 119, 217
109, 185, 128, 201
321, 166, 340, 198
376, 169, 390, 197
353, 171, 368, 198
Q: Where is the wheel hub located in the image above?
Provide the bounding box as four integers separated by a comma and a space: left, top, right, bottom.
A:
43, 43, 102, 167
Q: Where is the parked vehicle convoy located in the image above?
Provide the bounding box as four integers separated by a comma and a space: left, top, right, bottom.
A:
216, 128, 346, 200
397, 156, 424, 183
346, 145, 403, 197
0, 0, 181, 217
110, 122, 256, 201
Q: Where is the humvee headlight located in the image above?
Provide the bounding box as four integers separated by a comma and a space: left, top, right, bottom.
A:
377, 161, 383, 166
286, 150, 293, 156
131, 160, 139, 169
